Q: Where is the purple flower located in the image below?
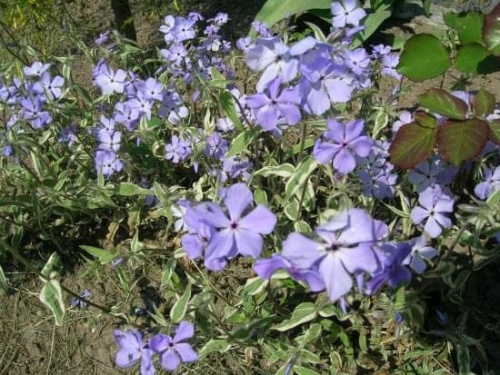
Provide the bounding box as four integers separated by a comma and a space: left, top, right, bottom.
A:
161, 43, 189, 66
201, 184, 276, 267
372, 44, 391, 58
254, 254, 325, 292
127, 92, 153, 120
331, 0, 367, 28
71, 290, 92, 308
403, 236, 438, 274
410, 186, 454, 238
237, 37, 253, 52
59, 124, 78, 147
159, 90, 188, 125
245, 37, 299, 92
381, 53, 402, 80
114, 102, 140, 131
409, 157, 445, 192
299, 57, 352, 115
246, 78, 301, 131
474, 166, 500, 200
98, 131, 121, 152
113, 329, 154, 375
95, 150, 123, 177
392, 110, 413, 132
21, 97, 52, 129
366, 242, 412, 295
95, 66, 127, 95
282, 209, 388, 302
138, 78, 163, 102
94, 31, 111, 45
165, 136, 191, 164
344, 48, 370, 76
172, 17, 197, 41
160, 15, 176, 43
149, 321, 198, 372
23, 62, 51, 77
313, 119, 372, 174
217, 117, 235, 132
205, 132, 228, 160
35, 72, 64, 100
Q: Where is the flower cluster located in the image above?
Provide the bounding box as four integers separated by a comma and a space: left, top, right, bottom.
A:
114, 321, 198, 374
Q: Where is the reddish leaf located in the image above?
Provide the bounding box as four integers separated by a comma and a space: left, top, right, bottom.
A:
437, 119, 490, 166
489, 119, 500, 145
418, 89, 468, 120
389, 122, 436, 170
483, 3, 500, 55
470, 89, 496, 117
414, 111, 437, 128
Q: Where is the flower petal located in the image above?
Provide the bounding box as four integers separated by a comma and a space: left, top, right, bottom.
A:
174, 321, 195, 343
282, 233, 322, 269
333, 148, 356, 174
175, 343, 199, 363
161, 349, 181, 371
240, 205, 276, 234
235, 228, 263, 258
223, 183, 253, 221
319, 252, 353, 302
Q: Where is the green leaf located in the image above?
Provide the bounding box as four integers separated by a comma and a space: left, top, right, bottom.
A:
161, 259, 177, 287
454, 43, 498, 75
240, 276, 268, 296
436, 119, 490, 166
40, 279, 65, 326
219, 91, 244, 132
304, 22, 327, 42
199, 339, 231, 357
254, 163, 295, 178
272, 302, 317, 332
418, 89, 468, 120
0, 265, 8, 294
471, 89, 496, 117
397, 34, 451, 81
284, 199, 299, 221
294, 367, 322, 375
41, 253, 62, 279
444, 11, 485, 45
422, 0, 431, 17
117, 182, 152, 196
226, 127, 261, 158
80, 245, 118, 265
488, 119, 500, 145
285, 156, 317, 199
414, 111, 438, 128
253, 0, 331, 32
389, 123, 436, 169
170, 283, 191, 323
210, 67, 233, 88
487, 187, 500, 205
483, 4, 500, 55
351, 3, 392, 48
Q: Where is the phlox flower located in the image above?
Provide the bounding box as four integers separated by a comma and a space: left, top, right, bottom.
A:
95, 150, 123, 177
474, 166, 500, 200
313, 118, 372, 174
23, 62, 51, 77
366, 242, 412, 295
159, 90, 189, 125
246, 78, 301, 131
149, 321, 198, 372
381, 53, 402, 80
165, 136, 191, 164
410, 186, 454, 238
201, 184, 276, 268
113, 329, 154, 375
35, 72, 64, 100
392, 110, 413, 132
98, 131, 121, 152
95, 66, 128, 95
282, 209, 388, 302
21, 97, 52, 129
127, 92, 153, 120
331, 0, 367, 28
403, 236, 438, 274
138, 78, 163, 102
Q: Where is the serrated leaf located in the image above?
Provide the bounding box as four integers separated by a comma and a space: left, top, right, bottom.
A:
471, 89, 496, 117
272, 302, 317, 332
219, 91, 243, 132
483, 4, 500, 55
285, 156, 317, 199
488, 119, 500, 144
397, 34, 451, 81
170, 283, 191, 323
454, 43, 498, 75
40, 279, 65, 326
418, 89, 468, 120
199, 339, 231, 357
444, 11, 484, 45
389, 122, 436, 170
414, 111, 437, 128
226, 127, 261, 158
436, 119, 490, 166
253, 0, 331, 33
